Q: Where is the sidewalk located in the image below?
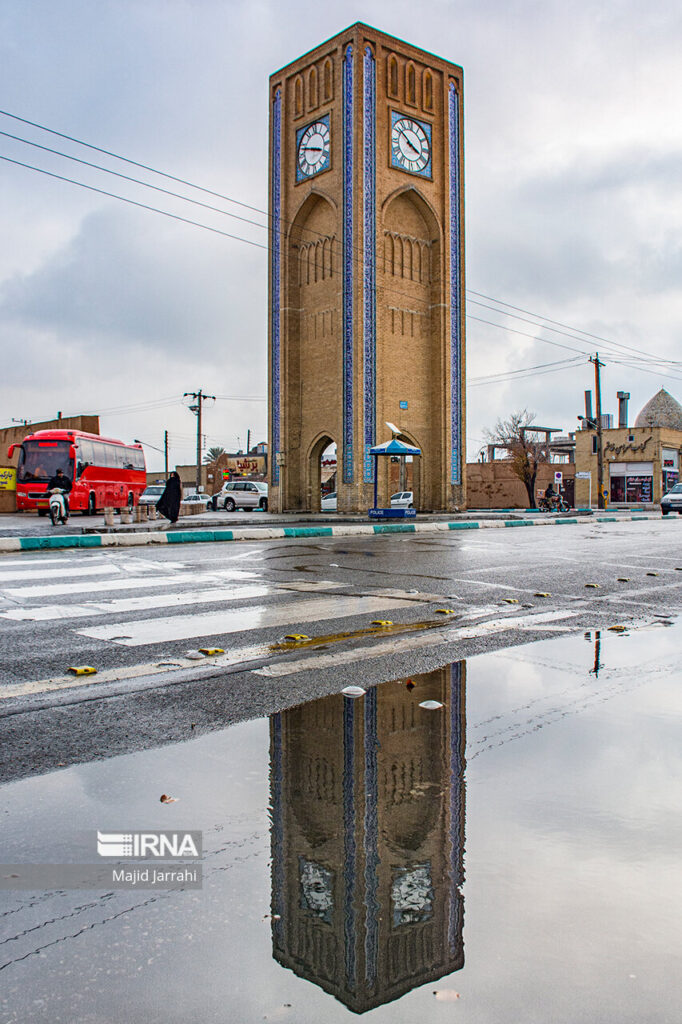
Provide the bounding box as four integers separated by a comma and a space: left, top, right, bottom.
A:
0, 507, 670, 553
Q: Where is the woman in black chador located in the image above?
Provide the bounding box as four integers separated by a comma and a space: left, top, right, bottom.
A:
156, 472, 182, 524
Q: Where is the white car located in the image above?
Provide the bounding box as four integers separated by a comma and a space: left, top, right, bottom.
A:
661, 483, 682, 515
138, 485, 165, 505
390, 491, 414, 508
183, 492, 213, 508
321, 491, 337, 511
218, 480, 268, 511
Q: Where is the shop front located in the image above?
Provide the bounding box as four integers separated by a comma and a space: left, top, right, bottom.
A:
609, 461, 653, 504
662, 449, 679, 494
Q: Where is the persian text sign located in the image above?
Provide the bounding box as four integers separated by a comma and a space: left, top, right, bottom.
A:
0, 467, 16, 491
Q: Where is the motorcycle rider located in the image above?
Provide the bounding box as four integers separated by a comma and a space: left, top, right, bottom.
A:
46, 467, 72, 515
543, 480, 556, 508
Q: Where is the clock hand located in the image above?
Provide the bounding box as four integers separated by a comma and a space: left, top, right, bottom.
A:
303, 145, 323, 153
402, 134, 421, 156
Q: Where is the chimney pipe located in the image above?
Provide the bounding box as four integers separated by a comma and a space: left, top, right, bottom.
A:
617, 391, 630, 429
584, 391, 593, 423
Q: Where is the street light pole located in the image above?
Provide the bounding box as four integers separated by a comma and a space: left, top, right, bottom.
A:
184, 390, 215, 492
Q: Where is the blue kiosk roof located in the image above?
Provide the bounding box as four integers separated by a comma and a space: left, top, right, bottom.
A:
369, 438, 421, 456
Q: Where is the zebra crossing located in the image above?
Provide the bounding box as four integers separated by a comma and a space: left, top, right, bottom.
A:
0, 550, 583, 702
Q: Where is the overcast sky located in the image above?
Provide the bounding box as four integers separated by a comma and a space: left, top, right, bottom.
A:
1, 0, 681, 471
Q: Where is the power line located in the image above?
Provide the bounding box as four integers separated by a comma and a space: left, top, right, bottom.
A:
468, 288, 682, 368
469, 356, 583, 385
0, 154, 270, 252
0, 129, 269, 235
2, 110, 680, 383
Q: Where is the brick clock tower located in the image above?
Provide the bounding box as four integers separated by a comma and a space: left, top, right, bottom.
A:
268, 24, 465, 512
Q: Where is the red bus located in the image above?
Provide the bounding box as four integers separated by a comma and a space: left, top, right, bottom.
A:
8, 430, 147, 515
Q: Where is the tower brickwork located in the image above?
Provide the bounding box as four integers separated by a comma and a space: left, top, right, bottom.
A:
269, 24, 465, 511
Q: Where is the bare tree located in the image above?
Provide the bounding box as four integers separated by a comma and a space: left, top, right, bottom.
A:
484, 410, 551, 507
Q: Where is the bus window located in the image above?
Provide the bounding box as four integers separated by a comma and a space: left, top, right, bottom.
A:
18, 441, 72, 482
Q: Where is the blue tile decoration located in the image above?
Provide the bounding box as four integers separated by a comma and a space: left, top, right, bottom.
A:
343, 694, 357, 986
270, 712, 284, 945
448, 83, 462, 486
363, 46, 376, 484
271, 87, 282, 485
448, 660, 465, 956
363, 685, 379, 986
343, 43, 354, 483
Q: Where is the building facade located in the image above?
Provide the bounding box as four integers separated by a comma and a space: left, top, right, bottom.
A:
270, 664, 465, 1011
268, 24, 465, 512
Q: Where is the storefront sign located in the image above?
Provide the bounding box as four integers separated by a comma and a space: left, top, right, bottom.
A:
0, 467, 16, 491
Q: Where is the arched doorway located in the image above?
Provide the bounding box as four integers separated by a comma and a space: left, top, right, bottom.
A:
307, 434, 336, 512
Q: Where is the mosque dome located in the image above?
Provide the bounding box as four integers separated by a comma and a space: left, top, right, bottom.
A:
634, 388, 682, 430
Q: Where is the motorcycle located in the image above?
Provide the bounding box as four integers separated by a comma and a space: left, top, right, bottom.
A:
49, 488, 69, 526
538, 492, 569, 513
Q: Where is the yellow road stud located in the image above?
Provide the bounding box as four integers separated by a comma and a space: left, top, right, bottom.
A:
434, 608, 455, 615
608, 625, 627, 633
371, 619, 393, 626
199, 648, 224, 656
283, 633, 309, 641
617, 577, 630, 582
534, 592, 551, 598
646, 572, 659, 577
503, 598, 519, 604
585, 583, 600, 588
67, 666, 97, 676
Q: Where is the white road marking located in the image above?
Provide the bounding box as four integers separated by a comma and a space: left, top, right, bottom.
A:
2, 575, 199, 599
0, 556, 110, 568
0, 564, 122, 583
0, 584, 275, 621
75, 594, 421, 647
255, 609, 582, 677
0, 645, 269, 701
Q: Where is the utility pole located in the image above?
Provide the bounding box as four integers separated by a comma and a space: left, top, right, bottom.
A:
591, 353, 605, 509
246, 429, 251, 454
164, 430, 169, 480
184, 390, 215, 492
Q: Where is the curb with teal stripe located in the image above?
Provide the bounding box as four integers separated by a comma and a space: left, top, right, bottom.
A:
0, 512, 670, 555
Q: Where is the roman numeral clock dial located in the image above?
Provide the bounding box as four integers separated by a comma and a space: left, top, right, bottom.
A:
296, 116, 331, 182
390, 112, 432, 178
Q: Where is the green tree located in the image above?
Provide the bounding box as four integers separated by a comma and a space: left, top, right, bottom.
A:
203, 446, 226, 465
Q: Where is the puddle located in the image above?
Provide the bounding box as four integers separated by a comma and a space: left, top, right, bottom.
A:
2, 625, 682, 1022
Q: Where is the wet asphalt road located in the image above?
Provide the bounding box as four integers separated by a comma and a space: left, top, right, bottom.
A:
1, 517, 681, 782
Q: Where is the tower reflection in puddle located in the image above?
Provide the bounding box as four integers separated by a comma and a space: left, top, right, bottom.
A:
269, 663, 466, 1013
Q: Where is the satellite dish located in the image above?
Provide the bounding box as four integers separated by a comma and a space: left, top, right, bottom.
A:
385, 421, 400, 437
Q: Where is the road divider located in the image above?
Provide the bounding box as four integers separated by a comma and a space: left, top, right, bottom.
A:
0, 512, 672, 555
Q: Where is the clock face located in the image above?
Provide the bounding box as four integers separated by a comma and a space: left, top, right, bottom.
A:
390, 112, 432, 178
296, 116, 331, 182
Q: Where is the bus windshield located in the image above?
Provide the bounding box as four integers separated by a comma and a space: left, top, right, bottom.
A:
17, 441, 73, 483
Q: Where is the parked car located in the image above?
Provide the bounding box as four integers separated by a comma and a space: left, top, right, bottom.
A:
390, 491, 414, 508
139, 485, 165, 506
321, 491, 337, 511
661, 482, 682, 515
183, 492, 213, 508
218, 480, 268, 511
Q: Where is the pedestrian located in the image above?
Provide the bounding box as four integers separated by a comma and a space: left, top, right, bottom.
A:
156, 472, 182, 524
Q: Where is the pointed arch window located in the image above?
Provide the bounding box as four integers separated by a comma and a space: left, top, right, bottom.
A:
423, 70, 433, 112
294, 76, 303, 118
405, 62, 416, 106
323, 58, 333, 101
308, 67, 318, 110
387, 54, 399, 99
